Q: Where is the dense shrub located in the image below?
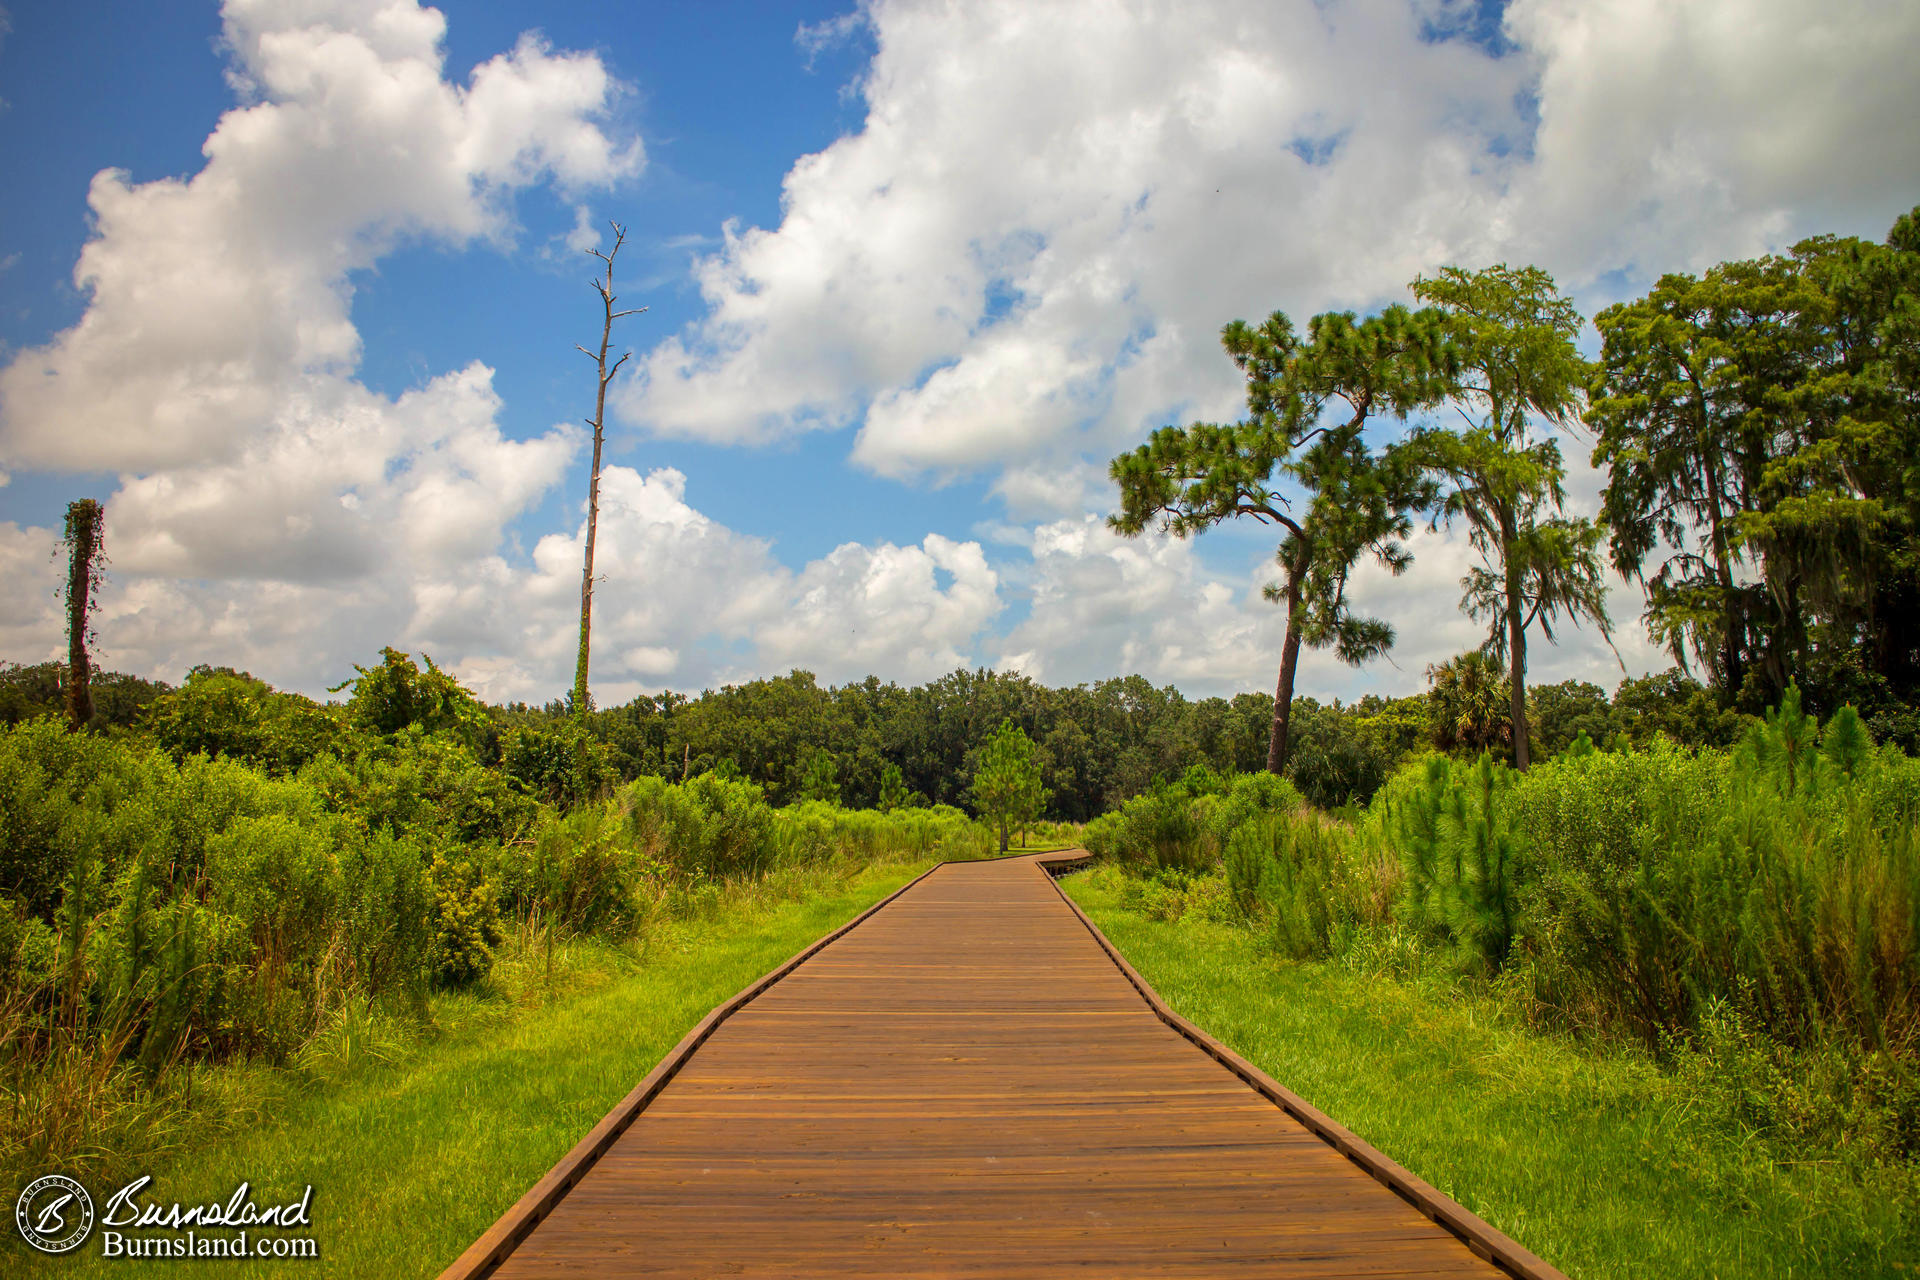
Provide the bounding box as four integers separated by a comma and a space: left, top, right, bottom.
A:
1119, 687, 1920, 1072
1083, 782, 1207, 873
1285, 699, 1407, 809
1086, 771, 1299, 875
299, 730, 537, 848
145, 666, 346, 775
427, 852, 503, 988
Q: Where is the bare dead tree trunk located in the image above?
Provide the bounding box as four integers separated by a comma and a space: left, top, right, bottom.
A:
572, 221, 647, 721
63, 499, 104, 733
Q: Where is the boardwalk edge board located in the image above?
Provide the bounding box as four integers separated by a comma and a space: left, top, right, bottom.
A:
433, 856, 956, 1280
1034, 849, 1571, 1280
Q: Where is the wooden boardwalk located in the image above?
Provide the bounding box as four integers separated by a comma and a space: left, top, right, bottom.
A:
448, 854, 1560, 1279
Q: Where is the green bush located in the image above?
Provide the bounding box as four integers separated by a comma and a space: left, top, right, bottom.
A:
1204, 770, 1301, 850
1095, 783, 1209, 873
501, 805, 656, 940
335, 827, 432, 1001
300, 730, 537, 848
1286, 701, 1406, 808
624, 771, 776, 880
499, 719, 616, 809
427, 852, 503, 988
145, 666, 347, 775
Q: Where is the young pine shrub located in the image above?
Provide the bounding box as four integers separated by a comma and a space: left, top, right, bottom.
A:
1223, 820, 1267, 919
1388, 753, 1524, 975
1221, 811, 1363, 961
770, 801, 840, 869
515, 804, 656, 942
1504, 692, 1919, 1057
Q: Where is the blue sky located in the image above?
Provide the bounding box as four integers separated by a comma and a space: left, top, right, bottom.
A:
0, 0, 971, 561
2, 0, 1916, 705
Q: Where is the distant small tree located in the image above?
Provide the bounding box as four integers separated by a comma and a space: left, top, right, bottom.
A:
799, 748, 841, 804
60, 498, 106, 732
877, 762, 910, 813
971, 720, 1049, 853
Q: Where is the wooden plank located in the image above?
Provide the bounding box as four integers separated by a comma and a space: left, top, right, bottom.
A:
432, 857, 952, 1280
443, 852, 1561, 1279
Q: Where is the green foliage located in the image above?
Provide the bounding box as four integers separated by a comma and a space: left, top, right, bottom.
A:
970, 719, 1049, 853
331, 647, 489, 753
1823, 704, 1872, 778
1284, 697, 1409, 808
1108, 304, 1451, 772
1590, 205, 1920, 730
301, 729, 537, 849
145, 666, 346, 775
427, 853, 502, 988
1425, 650, 1512, 755
1527, 679, 1610, 757
1204, 770, 1302, 847
1389, 753, 1522, 971
1087, 768, 1299, 874
876, 762, 911, 812
798, 748, 841, 804
624, 772, 777, 881
1225, 814, 1356, 960
1410, 263, 1613, 768
1084, 784, 1204, 873
1, 661, 169, 731
1608, 668, 1751, 749
498, 718, 615, 809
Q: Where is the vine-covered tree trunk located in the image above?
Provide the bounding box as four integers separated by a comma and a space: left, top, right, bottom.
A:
63, 498, 103, 733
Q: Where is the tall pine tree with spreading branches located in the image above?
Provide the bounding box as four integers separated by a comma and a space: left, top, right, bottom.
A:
1110, 305, 1451, 773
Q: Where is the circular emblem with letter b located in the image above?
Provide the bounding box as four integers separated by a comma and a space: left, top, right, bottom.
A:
16, 1175, 95, 1255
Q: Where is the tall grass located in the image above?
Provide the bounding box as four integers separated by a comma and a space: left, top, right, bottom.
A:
1064, 869, 1919, 1280
1091, 686, 1920, 1176
0, 716, 1001, 1184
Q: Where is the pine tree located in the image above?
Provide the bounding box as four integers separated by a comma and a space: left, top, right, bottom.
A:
1410, 264, 1616, 769
1110, 305, 1451, 773
970, 720, 1049, 854
877, 763, 910, 813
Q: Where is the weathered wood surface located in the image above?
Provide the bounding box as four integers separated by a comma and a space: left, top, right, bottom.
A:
465, 854, 1548, 1279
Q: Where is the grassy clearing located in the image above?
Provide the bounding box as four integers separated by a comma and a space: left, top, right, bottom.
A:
7, 858, 929, 1278
1062, 864, 1919, 1280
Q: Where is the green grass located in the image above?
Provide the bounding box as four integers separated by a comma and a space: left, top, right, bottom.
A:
8, 858, 930, 1278
1061, 865, 1919, 1280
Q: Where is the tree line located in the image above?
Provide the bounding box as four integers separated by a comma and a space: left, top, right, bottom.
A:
3, 651, 1749, 821
1112, 205, 1920, 773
